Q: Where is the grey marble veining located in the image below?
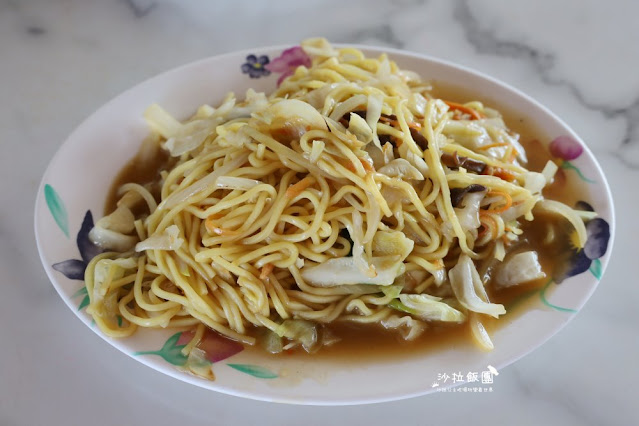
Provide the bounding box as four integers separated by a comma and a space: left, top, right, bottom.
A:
1, 1, 637, 425
455, 0, 639, 168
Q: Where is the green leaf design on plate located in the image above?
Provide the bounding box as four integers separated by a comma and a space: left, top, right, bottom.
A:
72, 286, 90, 311
134, 332, 188, 366
589, 258, 602, 280
44, 184, 69, 238
77, 294, 90, 311
539, 279, 577, 313
227, 363, 278, 379
560, 161, 596, 184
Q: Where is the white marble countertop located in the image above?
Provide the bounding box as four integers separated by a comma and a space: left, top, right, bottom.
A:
2, 0, 638, 424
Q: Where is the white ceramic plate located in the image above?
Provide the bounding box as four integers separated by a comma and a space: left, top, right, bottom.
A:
34, 44, 615, 405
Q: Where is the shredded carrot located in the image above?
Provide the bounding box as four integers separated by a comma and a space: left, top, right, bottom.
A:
477, 142, 510, 151
286, 175, 315, 198
359, 157, 375, 172
205, 217, 239, 236
479, 211, 499, 240
508, 148, 518, 163
345, 157, 375, 174
259, 263, 274, 280
378, 115, 421, 130
487, 167, 516, 182
486, 190, 513, 213
443, 101, 485, 120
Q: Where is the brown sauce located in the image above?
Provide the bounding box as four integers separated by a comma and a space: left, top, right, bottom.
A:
105, 84, 588, 361
104, 134, 172, 215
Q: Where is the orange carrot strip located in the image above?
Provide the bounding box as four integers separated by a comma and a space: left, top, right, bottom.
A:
488, 167, 516, 182
444, 101, 485, 120
508, 148, 518, 163
286, 176, 315, 198
359, 157, 375, 172
479, 211, 499, 240
345, 158, 374, 174
259, 263, 274, 280
477, 142, 510, 151
378, 115, 422, 130
486, 190, 513, 214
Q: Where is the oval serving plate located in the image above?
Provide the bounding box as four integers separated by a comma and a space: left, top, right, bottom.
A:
35, 44, 614, 405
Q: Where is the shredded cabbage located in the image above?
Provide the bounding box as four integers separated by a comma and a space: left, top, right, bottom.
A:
390, 294, 466, 322
366, 94, 384, 149
443, 191, 485, 240
378, 158, 424, 180
301, 37, 338, 57
541, 160, 559, 183
260, 330, 283, 354
372, 230, 414, 261
275, 319, 318, 352
161, 152, 249, 209
495, 251, 546, 288
469, 312, 494, 351
381, 315, 425, 340
89, 226, 137, 252
92, 258, 137, 303
301, 256, 405, 287
347, 112, 374, 144
95, 205, 135, 234
183, 348, 215, 380
135, 225, 184, 252
449, 255, 506, 318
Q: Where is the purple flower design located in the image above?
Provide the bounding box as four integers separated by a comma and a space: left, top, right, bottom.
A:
241, 54, 271, 79
548, 136, 594, 183
52, 210, 102, 280
265, 46, 311, 86
554, 201, 610, 283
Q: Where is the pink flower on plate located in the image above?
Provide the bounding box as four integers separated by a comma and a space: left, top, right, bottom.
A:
265, 46, 311, 86
548, 135, 595, 183
177, 329, 244, 363
549, 135, 583, 160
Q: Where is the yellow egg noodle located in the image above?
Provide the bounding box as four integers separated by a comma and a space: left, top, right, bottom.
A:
85, 38, 588, 363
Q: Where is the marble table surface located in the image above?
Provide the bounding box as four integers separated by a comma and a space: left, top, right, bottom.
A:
2, 0, 638, 424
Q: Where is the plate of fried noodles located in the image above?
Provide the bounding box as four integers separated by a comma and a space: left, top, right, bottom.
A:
35, 39, 614, 404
